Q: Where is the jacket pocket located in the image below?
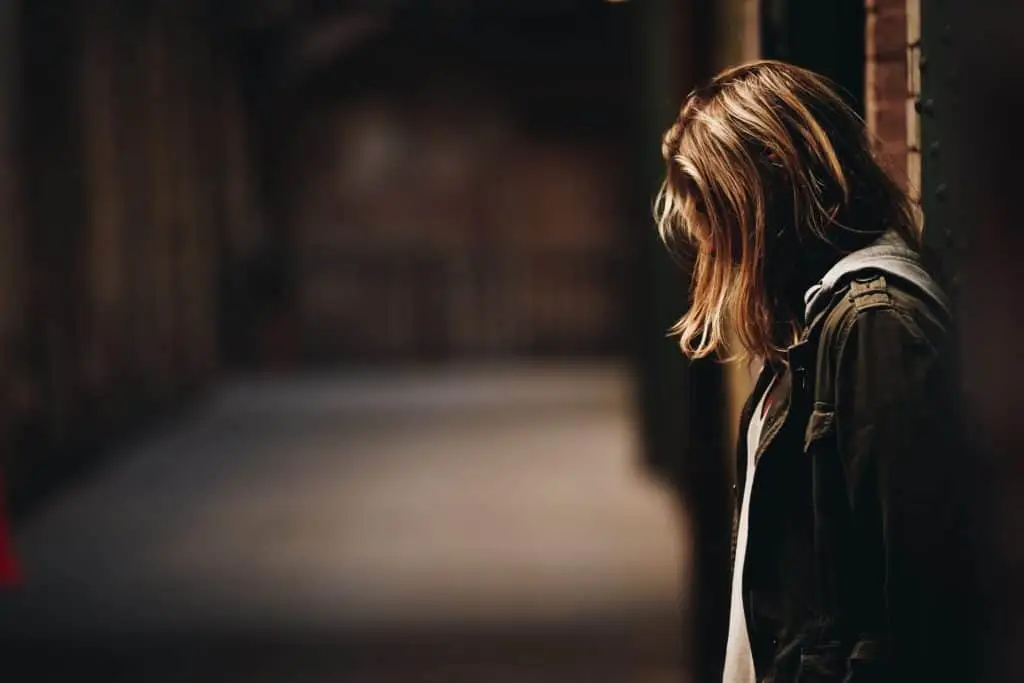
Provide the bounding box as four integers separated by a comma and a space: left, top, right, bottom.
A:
804, 408, 836, 451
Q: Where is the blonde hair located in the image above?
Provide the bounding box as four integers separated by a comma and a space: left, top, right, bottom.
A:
656, 60, 920, 365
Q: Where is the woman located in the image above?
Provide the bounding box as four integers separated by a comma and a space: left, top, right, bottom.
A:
656, 61, 972, 682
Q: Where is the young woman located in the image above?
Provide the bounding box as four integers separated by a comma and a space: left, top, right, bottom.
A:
656, 61, 973, 683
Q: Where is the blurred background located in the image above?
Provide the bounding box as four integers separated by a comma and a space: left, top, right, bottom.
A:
0, 0, 1015, 681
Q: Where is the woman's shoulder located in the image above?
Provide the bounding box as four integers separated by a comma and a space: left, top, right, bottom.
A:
811, 272, 952, 390
820, 270, 950, 342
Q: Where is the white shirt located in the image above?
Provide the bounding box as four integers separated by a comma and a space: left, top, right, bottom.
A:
722, 377, 775, 683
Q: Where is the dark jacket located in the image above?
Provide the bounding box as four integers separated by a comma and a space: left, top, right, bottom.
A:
733, 232, 974, 683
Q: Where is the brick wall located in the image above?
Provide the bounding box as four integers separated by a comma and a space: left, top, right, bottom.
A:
865, 0, 920, 198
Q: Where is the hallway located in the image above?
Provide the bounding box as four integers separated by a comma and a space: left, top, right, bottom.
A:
0, 363, 688, 681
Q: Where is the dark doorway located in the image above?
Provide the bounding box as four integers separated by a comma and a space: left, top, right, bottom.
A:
761, 0, 866, 113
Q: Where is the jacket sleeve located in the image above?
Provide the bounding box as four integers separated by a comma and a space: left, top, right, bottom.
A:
832, 305, 970, 678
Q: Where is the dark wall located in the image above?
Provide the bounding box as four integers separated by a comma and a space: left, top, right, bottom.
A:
7, 0, 251, 516
922, 3, 1024, 680
761, 0, 866, 113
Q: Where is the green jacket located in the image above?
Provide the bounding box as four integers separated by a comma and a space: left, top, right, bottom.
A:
732, 233, 975, 682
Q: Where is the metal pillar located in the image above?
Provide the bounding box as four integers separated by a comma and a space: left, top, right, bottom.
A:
918, 0, 963, 292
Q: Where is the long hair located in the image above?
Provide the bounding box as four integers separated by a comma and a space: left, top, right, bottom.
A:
655, 60, 920, 365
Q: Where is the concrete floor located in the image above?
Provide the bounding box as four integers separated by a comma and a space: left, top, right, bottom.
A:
0, 362, 689, 682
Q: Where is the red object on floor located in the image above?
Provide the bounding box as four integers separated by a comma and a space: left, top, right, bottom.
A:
0, 471, 21, 587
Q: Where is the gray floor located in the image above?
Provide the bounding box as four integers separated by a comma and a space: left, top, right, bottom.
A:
0, 362, 689, 682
